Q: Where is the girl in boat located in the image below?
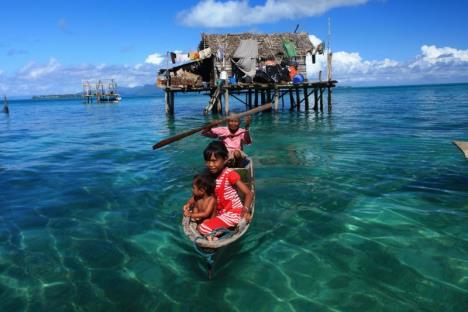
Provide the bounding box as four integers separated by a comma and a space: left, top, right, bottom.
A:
182, 172, 217, 223
198, 141, 253, 239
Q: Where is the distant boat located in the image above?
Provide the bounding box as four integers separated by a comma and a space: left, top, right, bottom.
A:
97, 93, 122, 103
2, 95, 9, 114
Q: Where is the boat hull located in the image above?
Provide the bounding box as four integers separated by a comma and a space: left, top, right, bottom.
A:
182, 158, 255, 249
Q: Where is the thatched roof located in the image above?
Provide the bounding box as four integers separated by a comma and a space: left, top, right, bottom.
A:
200, 32, 314, 59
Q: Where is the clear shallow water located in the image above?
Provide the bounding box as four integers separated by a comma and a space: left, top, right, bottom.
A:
1, 84, 467, 311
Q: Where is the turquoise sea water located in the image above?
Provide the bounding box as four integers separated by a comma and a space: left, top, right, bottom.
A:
1, 84, 467, 311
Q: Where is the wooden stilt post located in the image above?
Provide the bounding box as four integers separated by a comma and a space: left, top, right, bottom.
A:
313, 88, 318, 111
165, 90, 174, 114
304, 86, 309, 110
289, 89, 295, 111
274, 87, 279, 112
254, 89, 259, 107
319, 87, 323, 112
281, 91, 285, 110
248, 89, 252, 109
261, 90, 266, 105
328, 86, 332, 112
266, 89, 272, 104
224, 88, 230, 115
218, 91, 223, 114
295, 87, 301, 111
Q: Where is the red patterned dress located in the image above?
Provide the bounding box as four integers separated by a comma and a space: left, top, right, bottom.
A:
198, 168, 243, 236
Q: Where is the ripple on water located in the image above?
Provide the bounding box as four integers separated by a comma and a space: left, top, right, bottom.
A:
1, 89, 468, 310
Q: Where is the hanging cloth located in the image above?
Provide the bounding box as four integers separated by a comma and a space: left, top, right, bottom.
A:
283, 41, 297, 58
232, 39, 258, 78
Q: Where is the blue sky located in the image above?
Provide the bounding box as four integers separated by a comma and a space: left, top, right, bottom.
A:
1, 0, 468, 96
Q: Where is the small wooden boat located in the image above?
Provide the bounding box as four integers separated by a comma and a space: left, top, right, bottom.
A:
182, 157, 255, 276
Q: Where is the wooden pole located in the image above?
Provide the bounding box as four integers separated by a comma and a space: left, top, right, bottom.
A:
328, 86, 332, 112
295, 87, 301, 111
248, 89, 252, 109
274, 88, 279, 112
266, 89, 272, 104
289, 89, 294, 111
2, 95, 9, 114
281, 91, 285, 110
217, 91, 223, 114
165, 90, 170, 113
261, 90, 266, 105
313, 88, 318, 111
304, 86, 309, 110
254, 89, 259, 107
319, 87, 323, 112
224, 88, 230, 115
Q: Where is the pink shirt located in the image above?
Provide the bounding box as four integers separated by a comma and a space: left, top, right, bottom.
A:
205, 127, 251, 151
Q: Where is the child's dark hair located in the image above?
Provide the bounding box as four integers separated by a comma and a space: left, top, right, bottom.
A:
203, 141, 228, 161
193, 172, 215, 196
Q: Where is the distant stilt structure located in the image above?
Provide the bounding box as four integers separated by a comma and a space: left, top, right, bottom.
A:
2, 95, 9, 114
83, 81, 92, 103
83, 79, 121, 103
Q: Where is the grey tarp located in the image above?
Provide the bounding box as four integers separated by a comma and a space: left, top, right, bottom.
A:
232, 39, 258, 78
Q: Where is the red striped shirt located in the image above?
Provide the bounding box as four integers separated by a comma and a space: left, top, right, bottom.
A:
216, 168, 243, 214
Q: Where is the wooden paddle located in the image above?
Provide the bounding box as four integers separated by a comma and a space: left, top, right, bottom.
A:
152, 103, 272, 150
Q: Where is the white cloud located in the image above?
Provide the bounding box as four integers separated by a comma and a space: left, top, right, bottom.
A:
178, 0, 368, 27
329, 45, 468, 85
18, 58, 61, 80
410, 45, 468, 68
2, 44, 468, 96
145, 53, 165, 65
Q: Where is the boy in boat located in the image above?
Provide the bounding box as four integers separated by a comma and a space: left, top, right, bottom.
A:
183, 172, 217, 223
202, 115, 252, 167
198, 141, 253, 239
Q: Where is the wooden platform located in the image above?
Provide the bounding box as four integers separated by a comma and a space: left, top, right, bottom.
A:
164, 80, 336, 92
163, 80, 337, 114
453, 141, 468, 158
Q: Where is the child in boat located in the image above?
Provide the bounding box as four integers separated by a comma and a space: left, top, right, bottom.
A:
202, 115, 252, 167
183, 172, 217, 222
198, 141, 253, 239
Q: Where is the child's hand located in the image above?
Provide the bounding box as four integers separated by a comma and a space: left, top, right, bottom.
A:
243, 212, 252, 223
183, 210, 191, 217
244, 116, 251, 128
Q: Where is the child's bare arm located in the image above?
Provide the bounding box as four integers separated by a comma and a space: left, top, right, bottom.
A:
183, 196, 195, 212
235, 180, 253, 218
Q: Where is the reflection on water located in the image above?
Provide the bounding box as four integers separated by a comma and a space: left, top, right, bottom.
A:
0, 84, 468, 311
